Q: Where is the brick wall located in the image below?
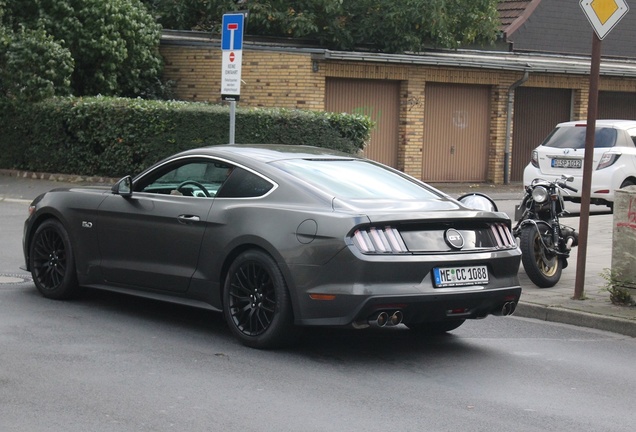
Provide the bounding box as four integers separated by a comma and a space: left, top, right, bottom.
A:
160, 42, 636, 183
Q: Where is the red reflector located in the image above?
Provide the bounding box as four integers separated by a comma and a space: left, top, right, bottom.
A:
503, 295, 517, 302
309, 294, 336, 301
449, 308, 469, 314
594, 190, 610, 194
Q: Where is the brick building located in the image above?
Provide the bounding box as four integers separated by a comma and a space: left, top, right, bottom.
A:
160, 0, 636, 184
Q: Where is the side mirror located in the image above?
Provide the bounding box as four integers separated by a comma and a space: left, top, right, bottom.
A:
111, 176, 133, 197
457, 193, 498, 212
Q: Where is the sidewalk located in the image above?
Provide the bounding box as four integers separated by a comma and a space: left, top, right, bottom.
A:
2, 170, 635, 337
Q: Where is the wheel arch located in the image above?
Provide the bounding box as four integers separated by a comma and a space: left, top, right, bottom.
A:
218, 242, 300, 319
24, 211, 74, 272
619, 176, 636, 188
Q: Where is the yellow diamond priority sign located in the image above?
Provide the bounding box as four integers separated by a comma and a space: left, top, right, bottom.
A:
580, 0, 629, 40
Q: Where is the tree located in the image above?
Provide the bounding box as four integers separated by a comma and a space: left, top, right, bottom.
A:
345, 0, 501, 52
0, 26, 74, 102
2, 0, 164, 98
142, 0, 500, 52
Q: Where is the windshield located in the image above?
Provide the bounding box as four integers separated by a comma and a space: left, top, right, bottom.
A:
542, 126, 617, 149
272, 159, 440, 201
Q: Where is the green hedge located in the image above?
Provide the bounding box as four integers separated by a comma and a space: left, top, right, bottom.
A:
0, 96, 374, 177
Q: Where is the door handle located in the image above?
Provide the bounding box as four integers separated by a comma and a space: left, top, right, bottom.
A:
177, 214, 200, 224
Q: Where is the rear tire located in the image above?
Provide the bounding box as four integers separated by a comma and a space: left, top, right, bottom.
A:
223, 250, 300, 349
29, 219, 80, 299
519, 224, 562, 288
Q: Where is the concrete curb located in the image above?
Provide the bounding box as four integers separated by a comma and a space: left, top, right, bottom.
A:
0, 197, 31, 204
516, 302, 636, 337
0, 168, 118, 185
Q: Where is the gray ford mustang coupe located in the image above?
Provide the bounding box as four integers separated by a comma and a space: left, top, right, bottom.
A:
23, 144, 521, 348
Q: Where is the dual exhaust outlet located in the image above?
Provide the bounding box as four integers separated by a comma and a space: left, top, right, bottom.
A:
367, 302, 515, 328
368, 310, 403, 327
498, 301, 517, 316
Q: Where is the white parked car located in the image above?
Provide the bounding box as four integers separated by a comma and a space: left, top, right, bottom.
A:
523, 119, 636, 207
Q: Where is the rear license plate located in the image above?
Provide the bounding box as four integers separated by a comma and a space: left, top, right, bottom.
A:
433, 266, 489, 287
551, 158, 582, 169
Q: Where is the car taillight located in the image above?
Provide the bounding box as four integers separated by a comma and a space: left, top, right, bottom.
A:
490, 223, 516, 248
531, 150, 539, 168
352, 227, 409, 254
596, 153, 620, 170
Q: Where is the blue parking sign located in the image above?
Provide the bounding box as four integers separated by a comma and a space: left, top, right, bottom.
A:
221, 14, 244, 51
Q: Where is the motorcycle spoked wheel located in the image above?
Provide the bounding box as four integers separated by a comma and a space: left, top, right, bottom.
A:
519, 224, 562, 288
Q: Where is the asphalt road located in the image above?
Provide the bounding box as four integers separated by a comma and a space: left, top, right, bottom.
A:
2, 199, 636, 432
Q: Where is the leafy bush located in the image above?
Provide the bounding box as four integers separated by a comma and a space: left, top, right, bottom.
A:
0, 27, 74, 102
600, 267, 635, 306
0, 97, 374, 177
2, 0, 163, 98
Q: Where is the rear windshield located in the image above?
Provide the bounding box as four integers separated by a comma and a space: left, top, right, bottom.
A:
542, 126, 617, 149
272, 159, 440, 200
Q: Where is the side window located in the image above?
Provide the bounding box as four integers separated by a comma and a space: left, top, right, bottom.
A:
136, 160, 234, 197
216, 168, 274, 198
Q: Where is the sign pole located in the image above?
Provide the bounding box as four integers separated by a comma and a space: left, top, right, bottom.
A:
229, 101, 236, 145
220, 13, 246, 145
574, 0, 628, 299
574, 32, 601, 300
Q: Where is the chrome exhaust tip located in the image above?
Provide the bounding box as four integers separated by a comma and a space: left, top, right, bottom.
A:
369, 311, 389, 327
501, 301, 517, 316
388, 310, 403, 326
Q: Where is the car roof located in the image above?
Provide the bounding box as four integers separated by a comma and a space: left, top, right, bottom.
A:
556, 119, 636, 130
177, 144, 359, 163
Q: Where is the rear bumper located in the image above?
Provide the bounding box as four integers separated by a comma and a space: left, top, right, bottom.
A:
289, 246, 522, 327
295, 286, 522, 327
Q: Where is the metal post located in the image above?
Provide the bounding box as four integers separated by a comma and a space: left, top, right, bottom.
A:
229, 100, 236, 145
574, 33, 601, 300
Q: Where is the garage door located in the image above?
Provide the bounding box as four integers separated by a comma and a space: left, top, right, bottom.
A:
511, 87, 571, 182
422, 83, 490, 182
325, 78, 400, 168
599, 91, 636, 120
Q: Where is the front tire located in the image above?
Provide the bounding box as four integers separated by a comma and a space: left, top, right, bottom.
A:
29, 219, 80, 299
519, 224, 562, 288
223, 250, 300, 349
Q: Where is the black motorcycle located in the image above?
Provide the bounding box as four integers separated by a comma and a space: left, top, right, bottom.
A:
513, 176, 579, 288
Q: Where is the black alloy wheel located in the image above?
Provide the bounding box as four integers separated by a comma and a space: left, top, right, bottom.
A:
30, 219, 79, 299
223, 250, 299, 349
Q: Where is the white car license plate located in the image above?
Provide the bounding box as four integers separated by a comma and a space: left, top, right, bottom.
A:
433, 266, 489, 287
551, 158, 582, 169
